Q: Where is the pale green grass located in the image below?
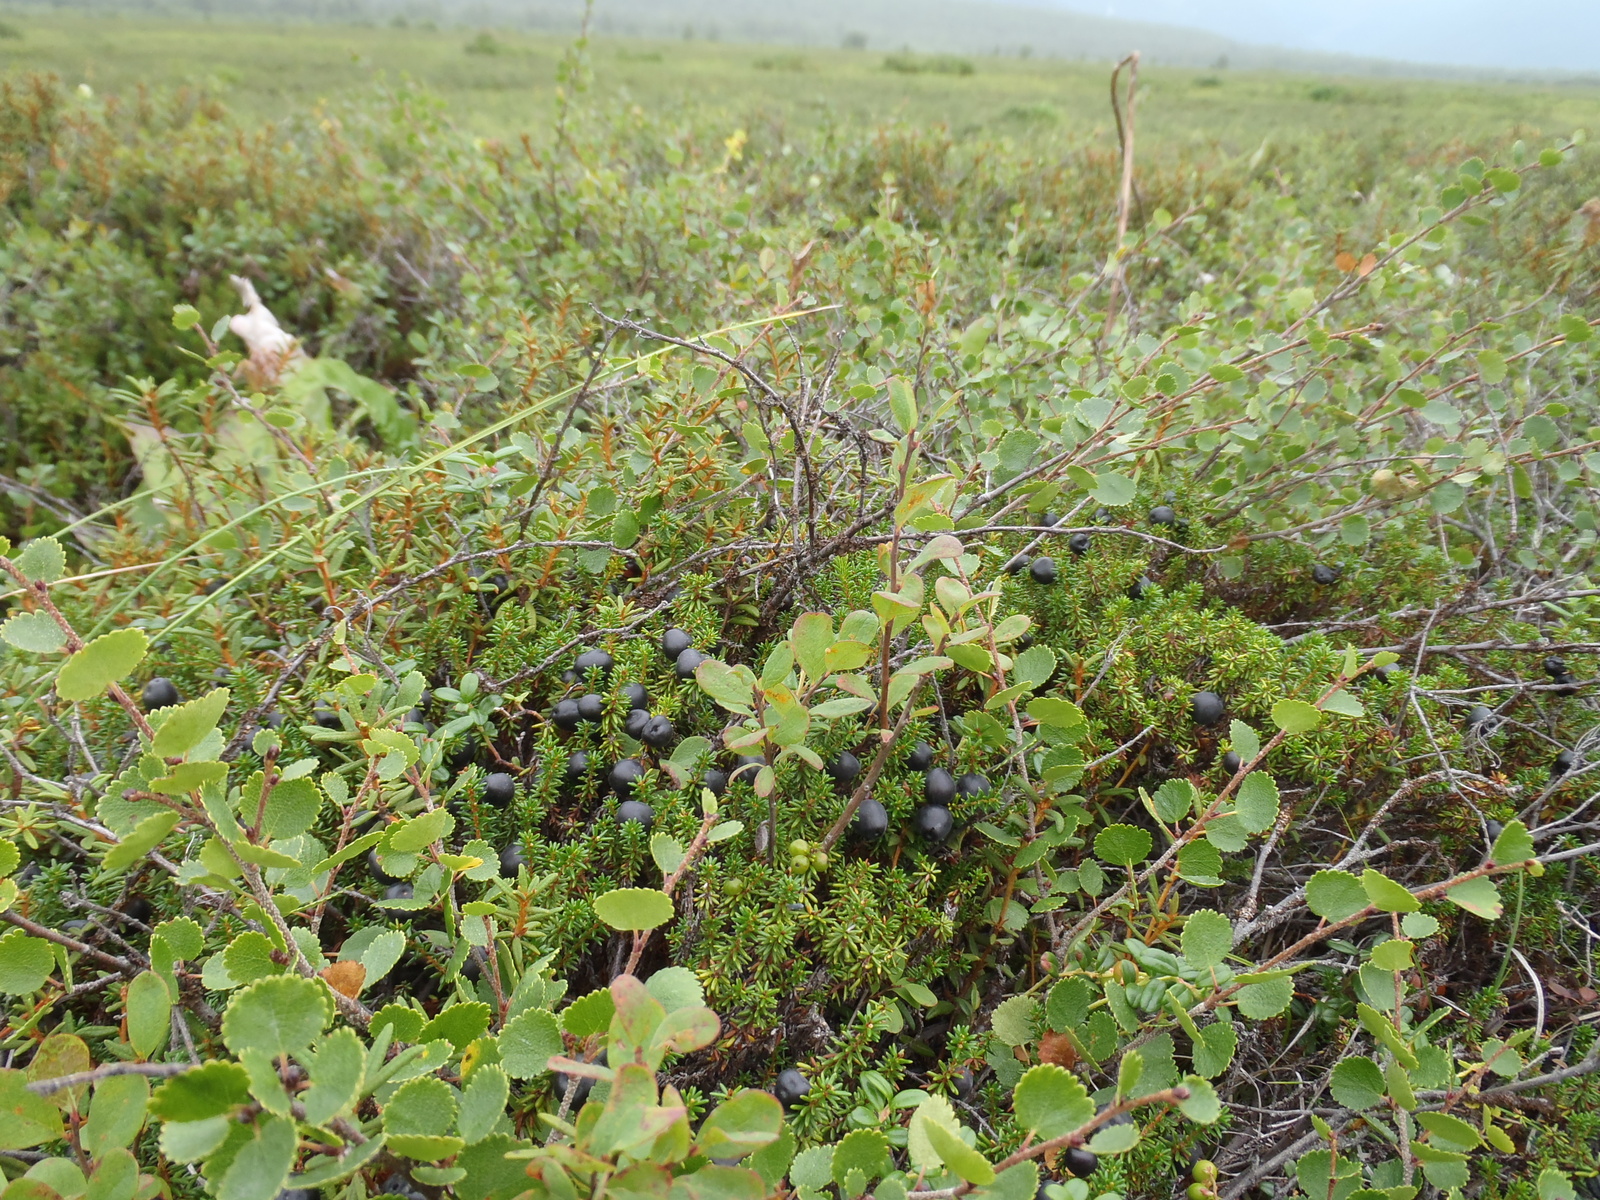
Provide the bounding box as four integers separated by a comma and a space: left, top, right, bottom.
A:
1, 12, 1596, 152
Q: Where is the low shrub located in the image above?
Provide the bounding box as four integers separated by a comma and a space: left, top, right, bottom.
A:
1, 58, 1599, 1200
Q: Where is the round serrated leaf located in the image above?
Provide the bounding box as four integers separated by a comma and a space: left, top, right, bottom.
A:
221, 976, 332, 1059
1305, 870, 1367, 922
149, 1062, 251, 1121
1329, 1057, 1385, 1109
1012, 1064, 1093, 1140
1234, 772, 1279, 834
1233, 974, 1294, 1019
1177, 1076, 1221, 1123
498, 1007, 561, 1079
0, 612, 66, 654
1400, 912, 1440, 939
990, 995, 1037, 1047
1094, 824, 1152, 867
1180, 910, 1234, 971
1361, 869, 1420, 913
645, 966, 704, 1013
13, 538, 65, 584
56, 629, 149, 702
384, 1075, 458, 1137
1270, 699, 1321, 734
593, 887, 675, 931
562, 988, 616, 1037
0, 930, 54, 994
1086, 1122, 1140, 1154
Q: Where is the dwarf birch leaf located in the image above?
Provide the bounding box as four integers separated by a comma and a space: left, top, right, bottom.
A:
594, 888, 675, 931
57, 630, 149, 702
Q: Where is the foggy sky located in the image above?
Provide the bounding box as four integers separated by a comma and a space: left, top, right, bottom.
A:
1057, 0, 1600, 71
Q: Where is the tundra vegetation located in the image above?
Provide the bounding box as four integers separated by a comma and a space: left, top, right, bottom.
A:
1, 21, 1600, 1200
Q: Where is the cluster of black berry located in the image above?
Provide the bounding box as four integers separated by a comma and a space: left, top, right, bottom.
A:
903, 741, 989, 844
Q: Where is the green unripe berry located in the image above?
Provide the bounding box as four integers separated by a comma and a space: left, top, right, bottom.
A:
790, 854, 811, 872
722, 879, 745, 897
1188, 1184, 1208, 1200
1193, 1162, 1217, 1186
790, 839, 810, 854
812, 850, 829, 870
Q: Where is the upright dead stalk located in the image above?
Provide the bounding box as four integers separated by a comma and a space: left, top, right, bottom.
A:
1103, 51, 1140, 340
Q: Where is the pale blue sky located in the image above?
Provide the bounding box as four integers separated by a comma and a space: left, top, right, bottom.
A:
1052, 0, 1600, 71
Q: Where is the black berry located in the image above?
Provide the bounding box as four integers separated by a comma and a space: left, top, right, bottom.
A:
500, 844, 528, 874
1150, 505, 1177, 525
383, 883, 414, 902
850, 798, 888, 841
1003, 554, 1032, 576
622, 682, 649, 710
1029, 556, 1058, 585
827, 751, 862, 784
1312, 564, 1340, 585
313, 707, 342, 730
913, 804, 954, 842
564, 752, 589, 785
1545, 655, 1568, 678
774, 1068, 810, 1108
1465, 704, 1492, 729
702, 768, 728, 796
1221, 750, 1242, 775
675, 648, 708, 679
1067, 532, 1090, 556
624, 708, 651, 740
551, 699, 582, 731
609, 758, 645, 797
1191, 691, 1226, 726
924, 768, 957, 806
573, 649, 614, 682
577, 693, 605, 722
661, 628, 695, 660
957, 772, 989, 797
1128, 575, 1152, 599
616, 800, 654, 828
641, 716, 677, 749
906, 741, 936, 771
482, 772, 515, 807
1553, 672, 1579, 696
1486, 819, 1504, 841
1554, 749, 1578, 778
1062, 1147, 1099, 1178
141, 677, 182, 710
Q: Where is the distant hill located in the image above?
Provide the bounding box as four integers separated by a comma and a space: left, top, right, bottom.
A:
26, 0, 1600, 79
